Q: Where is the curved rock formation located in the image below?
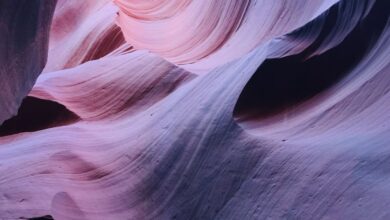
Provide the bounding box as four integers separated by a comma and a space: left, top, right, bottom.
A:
0, 0, 57, 124
44, 0, 130, 72
115, 0, 339, 73
0, 0, 389, 219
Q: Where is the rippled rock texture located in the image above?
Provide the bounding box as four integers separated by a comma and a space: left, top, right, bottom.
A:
0, 0, 389, 219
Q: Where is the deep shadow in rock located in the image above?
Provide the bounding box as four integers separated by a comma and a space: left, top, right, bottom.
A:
234, 0, 388, 122
0, 97, 79, 137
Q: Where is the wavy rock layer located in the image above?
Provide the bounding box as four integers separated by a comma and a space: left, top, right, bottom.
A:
44, 0, 130, 72
115, 0, 339, 73
0, 0, 57, 124
0, 0, 389, 219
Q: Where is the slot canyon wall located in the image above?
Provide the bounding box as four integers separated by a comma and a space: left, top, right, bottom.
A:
0, 0, 389, 219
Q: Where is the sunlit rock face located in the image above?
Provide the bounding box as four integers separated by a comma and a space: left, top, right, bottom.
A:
0, 0, 389, 219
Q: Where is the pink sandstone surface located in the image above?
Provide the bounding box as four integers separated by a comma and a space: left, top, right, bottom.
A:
0, 0, 389, 219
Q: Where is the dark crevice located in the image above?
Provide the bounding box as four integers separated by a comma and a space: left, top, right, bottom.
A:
0, 97, 80, 137
234, 0, 389, 122
19, 215, 54, 220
